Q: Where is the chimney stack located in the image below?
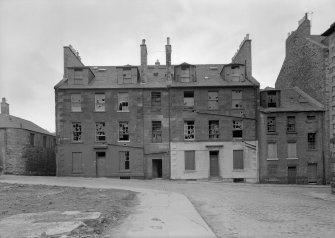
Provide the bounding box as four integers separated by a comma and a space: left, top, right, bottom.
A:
1, 97, 9, 115
165, 37, 171, 67
140, 39, 147, 66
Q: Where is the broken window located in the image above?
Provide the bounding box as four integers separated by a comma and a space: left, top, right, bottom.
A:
233, 150, 244, 170
209, 120, 219, 139
180, 66, 190, 82
151, 92, 161, 110
184, 91, 194, 109
184, 151, 195, 170
184, 121, 195, 140
152, 121, 162, 143
267, 91, 277, 107
119, 121, 129, 141
71, 94, 81, 112
287, 116, 296, 132
29, 133, 35, 146
95, 122, 106, 141
308, 133, 316, 149
208, 91, 218, 110
74, 69, 83, 85
267, 117, 276, 132
123, 68, 132, 84
118, 92, 129, 111
232, 120, 242, 138
287, 142, 297, 158
231, 66, 241, 82
232, 90, 243, 109
267, 143, 277, 159
72, 152, 83, 173
72, 122, 82, 142
95, 93, 105, 112
119, 151, 130, 170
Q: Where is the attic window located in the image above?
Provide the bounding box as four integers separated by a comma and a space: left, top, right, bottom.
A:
180, 66, 190, 82
209, 66, 218, 70
74, 69, 83, 85
267, 91, 277, 107
123, 68, 132, 84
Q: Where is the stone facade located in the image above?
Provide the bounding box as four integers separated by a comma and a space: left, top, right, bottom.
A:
0, 98, 56, 175
275, 14, 335, 184
55, 36, 260, 181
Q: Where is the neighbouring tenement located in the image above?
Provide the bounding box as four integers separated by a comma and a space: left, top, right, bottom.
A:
0, 98, 56, 175
54, 36, 260, 181
275, 13, 335, 186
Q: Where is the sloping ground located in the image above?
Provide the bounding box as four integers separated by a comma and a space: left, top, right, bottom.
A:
0, 183, 137, 237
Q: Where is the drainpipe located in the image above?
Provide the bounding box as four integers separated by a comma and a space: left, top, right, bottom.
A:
322, 110, 326, 185
168, 85, 171, 180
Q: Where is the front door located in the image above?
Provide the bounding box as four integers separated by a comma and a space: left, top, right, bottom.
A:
209, 151, 219, 177
307, 163, 317, 183
96, 151, 106, 177
152, 159, 162, 178
287, 166, 297, 184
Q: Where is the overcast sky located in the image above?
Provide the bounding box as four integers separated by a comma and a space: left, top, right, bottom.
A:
0, 0, 334, 133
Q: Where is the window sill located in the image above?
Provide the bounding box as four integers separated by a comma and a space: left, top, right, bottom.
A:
71, 111, 82, 113
94, 111, 106, 113
119, 170, 131, 172
118, 140, 130, 143
233, 169, 245, 172
286, 131, 297, 134
71, 141, 83, 144
267, 158, 279, 161
287, 157, 299, 160
117, 110, 130, 113
184, 139, 195, 141
184, 170, 196, 173
95, 141, 107, 144
267, 132, 278, 135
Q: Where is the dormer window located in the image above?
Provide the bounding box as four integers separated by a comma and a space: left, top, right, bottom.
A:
267, 91, 278, 107
231, 66, 241, 82
74, 69, 83, 85
123, 68, 132, 84
181, 66, 190, 82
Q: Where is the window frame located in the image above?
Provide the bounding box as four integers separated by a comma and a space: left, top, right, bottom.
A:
184, 150, 195, 171
152, 121, 162, 143
232, 90, 243, 109
232, 120, 243, 138
267, 142, 278, 160
267, 117, 276, 133
233, 150, 244, 170
308, 133, 316, 150
118, 121, 130, 142
119, 151, 130, 171
184, 120, 195, 140
183, 91, 194, 110
71, 94, 82, 112
208, 91, 219, 110
117, 92, 129, 112
286, 116, 296, 133
209, 120, 220, 139
72, 122, 82, 142
151, 91, 162, 111
95, 122, 106, 142
94, 93, 106, 112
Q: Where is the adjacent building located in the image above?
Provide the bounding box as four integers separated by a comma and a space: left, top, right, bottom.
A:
55, 36, 260, 181
0, 98, 56, 175
259, 87, 326, 184
275, 14, 335, 184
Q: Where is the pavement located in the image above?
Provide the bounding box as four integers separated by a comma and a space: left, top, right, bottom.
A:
0, 175, 216, 238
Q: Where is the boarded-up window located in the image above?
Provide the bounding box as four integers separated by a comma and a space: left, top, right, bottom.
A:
151, 92, 161, 110
209, 120, 219, 139
123, 68, 132, 84
208, 91, 218, 110
119, 151, 130, 170
72, 122, 82, 142
287, 116, 296, 132
180, 66, 190, 82
267, 143, 277, 159
152, 121, 162, 143
185, 151, 195, 170
119, 121, 129, 141
184, 91, 194, 109
118, 92, 129, 111
267, 91, 277, 107
74, 69, 83, 85
71, 94, 81, 112
95, 93, 105, 112
267, 117, 276, 132
287, 142, 297, 158
95, 122, 106, 141
29, 133, 35, 146
184, 121, 195, 140
232, 120, 242, 138
233, 150, 244, 169
308, 133, 316, 149
232, 90, 243, 109
72, 152, 83, 173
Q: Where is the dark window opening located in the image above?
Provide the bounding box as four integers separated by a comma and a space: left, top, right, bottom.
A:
267, 117, 276, 132
308, 133, 316, 149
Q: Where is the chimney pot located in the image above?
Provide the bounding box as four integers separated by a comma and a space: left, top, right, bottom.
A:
1, 97, 9, 115
167, 37, 170, 45
142, 39, 146, 45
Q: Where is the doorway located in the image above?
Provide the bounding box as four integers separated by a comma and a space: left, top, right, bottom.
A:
152, 159, 162, 178
307, 163, 317, 183
96, 151, 106, 177
287, 166, 297, 184
209, 151, 219, 177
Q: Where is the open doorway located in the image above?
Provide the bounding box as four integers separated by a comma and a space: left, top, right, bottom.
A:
152, 159, 162, 178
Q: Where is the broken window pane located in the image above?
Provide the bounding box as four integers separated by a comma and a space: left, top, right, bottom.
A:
119, 121, 129, 141
72, 122, 82, 142
184, 91, 194, 109
232, 120, 242, 138
95, 94, 105, 112
152, 121, 162, 143
287, 116, 296, 132
151, 92, 161, 110
232, 90, 243, 109
209, 120, 219, 139
71, 94, 81, 112
308, 133, 316, 149
119, 151, 130, 170
123, 68, 132, 84
95, 122, 106, 141
208, 91, 218, 110
267, 91, 277, 107
267, 117, 276, 132
118, 92, 129, 111
184, 121, 195, 140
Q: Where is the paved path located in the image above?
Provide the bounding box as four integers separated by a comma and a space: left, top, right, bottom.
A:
0, 175, 216, 238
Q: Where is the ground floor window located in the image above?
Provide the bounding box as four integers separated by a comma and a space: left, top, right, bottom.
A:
233, 150, 244, 170
72, 152, 83, 173
119, 151, 130, 170
184, 151, 195, 170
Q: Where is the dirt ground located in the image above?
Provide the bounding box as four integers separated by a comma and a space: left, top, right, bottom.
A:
0, 182, 138, 237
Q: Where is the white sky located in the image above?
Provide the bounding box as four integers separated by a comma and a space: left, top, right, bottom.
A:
0, 0, 334, 133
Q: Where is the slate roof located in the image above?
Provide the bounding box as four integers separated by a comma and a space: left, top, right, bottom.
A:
260, 87, 324, 113
0, 114, 54, 136
56, 64, 259, 89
